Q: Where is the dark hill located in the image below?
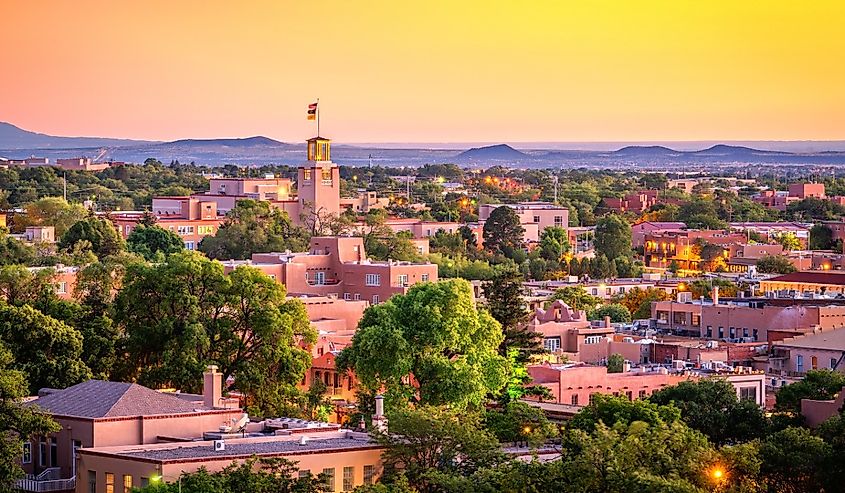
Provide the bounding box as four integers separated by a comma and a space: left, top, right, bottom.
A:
0, 121, 154, 150
611, 145, 680, 156
456, 144, 528, 160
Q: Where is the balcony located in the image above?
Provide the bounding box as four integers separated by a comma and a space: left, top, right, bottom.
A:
16, 468, 75, 492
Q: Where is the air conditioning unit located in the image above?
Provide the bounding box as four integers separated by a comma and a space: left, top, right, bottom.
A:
213, 440, 225, 452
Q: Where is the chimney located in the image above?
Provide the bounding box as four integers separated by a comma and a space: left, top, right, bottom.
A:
203, 365, 223, 408
604, 316, 611, 328
372, 394, 388, 433
712, 285, 719, 306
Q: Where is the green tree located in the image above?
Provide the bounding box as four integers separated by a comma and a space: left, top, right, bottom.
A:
0, 343, 60, 490
58, 216, 125, 258
755, 254, 797, 274
337, 279, 510, 410
481, 267, 542, 363
593, 214, 632, 260
538, 226, 570, 262
199, 200, 309, 260
810, 223, 835, 250
773, 232, 801, 251
548, 286, 601, 312
606, 353, 625, 373
127, 224, 185, 260
482, 206, 525, 258
0, 303, 91, 393
114, 252, 315, 415
775, 369, 845, 413
588, 303, 631, 323
483, 400, 554, 447
133, 457, 328, 493
0, 232, 36, 266
19, 197, 88, 236
568, 394, 681, 432
649, 379, 768, 445
759, 427, 831, 493
374, 405, 505, 493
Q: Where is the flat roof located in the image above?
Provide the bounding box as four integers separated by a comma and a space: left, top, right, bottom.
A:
763, 271, 845, 286
776, 327, 845, 351
92, 434, 380, 463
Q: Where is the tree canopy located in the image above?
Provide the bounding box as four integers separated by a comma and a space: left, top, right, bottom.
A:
337, 279, 510, 410
127, 224, 185, 260
482, 206, 525, 259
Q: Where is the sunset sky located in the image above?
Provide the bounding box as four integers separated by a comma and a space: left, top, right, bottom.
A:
2, 1, 844, 143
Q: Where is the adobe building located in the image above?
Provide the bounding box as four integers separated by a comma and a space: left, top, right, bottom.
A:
770, 326, 845, 381
220, 236, 437, 305
760, 271, 845, 296
18, 368, 243, 492
631, 221, 686, 249
478, 201, 569, 243
642, 229, 746, 272
112, 197, 223, 250
75, 430, 383, 493
526, 363, 766, 408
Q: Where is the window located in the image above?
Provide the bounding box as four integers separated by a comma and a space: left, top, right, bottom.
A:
692, 314, 701, 327
177, 225, 194, 235
554, 215, 563, 227
589, 393, 598, 404
106, 473, 114, 493
184, 241, 195, 250
123, 475, 133, 493
140, 478, 149, 488
584, 335, 602, 344
299, 470, 311, 479
365, 274, 381, 286
89, 471, 97, 493
397, 274, 408, 286
591, 288, 598, 295
56, 282, 67, 294
343, 466, 354, 491
197, 225, 215, 235
571, 394, 579, 405
729, 327, 735, 339
322, 468, 335, 490
50, 437, 57, 466
832, 358, 839, 369
718, 326, 724, 339
739, 386, 757, 402
363, 465, 376, 485
322, 168, 332, 182
705, 326, 712, 338
626, 391, 633, 400
344, 293, 351, 300
22, 442, 31, 464
354, 293, 361, 301
743, 327, 749, 338
812, 356, 818, 369
606, 287, 611, 296
421, 274, 430, 282
753, 328, 759, 341
544, 337, 560, 352
639, 390, 647, 399
39, 438, 46, 467
303, 169, 312, 181
125, 225, 132, 235
619, 286, 626, 294
797, 355, 804, 373
314, 271, 325, 285
372, 295, 380, 305
533, 215, 540, 223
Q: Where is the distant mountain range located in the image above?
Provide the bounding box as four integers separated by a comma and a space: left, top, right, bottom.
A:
3, 121, 845, 167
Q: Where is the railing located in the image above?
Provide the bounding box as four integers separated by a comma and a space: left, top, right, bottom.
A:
15, 475, 75, 492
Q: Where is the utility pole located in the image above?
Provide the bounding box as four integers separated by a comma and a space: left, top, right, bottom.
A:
63, 172, 67, 201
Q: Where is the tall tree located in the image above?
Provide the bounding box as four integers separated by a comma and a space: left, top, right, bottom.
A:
199, 200, 309, 260
538, 226, 570, 262
127, 224, 185, 260
616, 286, 670, 320
810, 223, 835, 250
114, 252, 314, 415
337, 279, 510, 410
18, 197, 88, 237
548, 286, 601, 313
756, 254, 797, 274
481, 267, 542, 363
0, 303, 91, 393
0, 343, 60, 490
58, 216, 126, 258
775, 369, 845, 413
593, 214, 632, 260
482, 206, 525, 258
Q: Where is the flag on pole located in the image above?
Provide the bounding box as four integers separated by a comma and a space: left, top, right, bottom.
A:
307, 102, 318, 120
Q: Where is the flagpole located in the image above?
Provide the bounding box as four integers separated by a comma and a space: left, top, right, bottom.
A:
317, 98, 320, 138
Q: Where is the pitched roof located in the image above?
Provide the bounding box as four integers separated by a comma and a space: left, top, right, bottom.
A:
763, 271, 845, 286
29, 380, 206, 419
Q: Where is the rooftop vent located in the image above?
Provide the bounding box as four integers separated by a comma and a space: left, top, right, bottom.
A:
298, 436, 309, 446
213, 440, 225, 452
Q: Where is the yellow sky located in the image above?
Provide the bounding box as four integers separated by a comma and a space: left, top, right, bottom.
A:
2, 0, 844, 143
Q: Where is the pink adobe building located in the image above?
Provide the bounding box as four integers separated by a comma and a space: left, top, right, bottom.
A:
220, 236, 437, 305
802, 386, 845, 427
478, 202, 569, 243
770, 326, 845, 381
788, 182, 826, 200
642, 229, 746, 271
75, 429, 382, 493
631, 221, 686, 249
760, 271, 845, 296
112, 197, 223, 250
18, 368, 243, 492
526, 363, 766, 407
753, 183, 825, 211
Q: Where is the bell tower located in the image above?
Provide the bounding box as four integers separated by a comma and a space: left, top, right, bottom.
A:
298, 136, 340, 220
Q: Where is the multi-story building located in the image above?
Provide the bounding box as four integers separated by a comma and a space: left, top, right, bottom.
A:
112, 197, 223, 250
642, 229, 746, 272
753, 183, 825, 211
219, 236, 437, 305
631, 221, 686, 249
759, 271, 845, 296
478, 202, 569, 243
770, 326, 845, 380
